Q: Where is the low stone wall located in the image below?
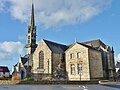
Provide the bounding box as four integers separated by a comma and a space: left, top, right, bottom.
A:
0, 80, 99, 85
18, 80, 99, 85
0, 80, 20, 85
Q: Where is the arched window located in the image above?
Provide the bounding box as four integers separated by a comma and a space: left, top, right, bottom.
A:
39, 51, 44, 69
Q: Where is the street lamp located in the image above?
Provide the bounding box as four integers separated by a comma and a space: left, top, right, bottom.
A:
80, 71, 82, 81
27, 54, 30, 78
79, 64, 82, 81
47, 59, 49, 75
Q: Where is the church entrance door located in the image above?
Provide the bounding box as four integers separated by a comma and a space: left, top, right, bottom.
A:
21, 70, 25, 79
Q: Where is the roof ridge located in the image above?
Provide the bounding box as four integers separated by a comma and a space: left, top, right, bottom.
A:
82, 39, 101, 43
43, 39, 67, 46
78, 43, 99, 51
42, 39, 68, 53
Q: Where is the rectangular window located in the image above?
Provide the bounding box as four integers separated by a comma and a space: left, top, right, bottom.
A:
77, 52, 81, 58
28, 39, 30, 43
70, 53, 74, 59
28, 36, 30, 39
71, 64, 75, 75
78, 64, 82, 74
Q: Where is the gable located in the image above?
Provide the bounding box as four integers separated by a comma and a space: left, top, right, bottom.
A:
65, 43, 88, 53
33, 39, 52, 54
43, 39, 68, 53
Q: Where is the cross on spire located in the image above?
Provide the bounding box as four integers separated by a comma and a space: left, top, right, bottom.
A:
75, 38, 78, 43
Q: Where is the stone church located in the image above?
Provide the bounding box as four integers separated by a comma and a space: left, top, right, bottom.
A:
13, 2, 116, 81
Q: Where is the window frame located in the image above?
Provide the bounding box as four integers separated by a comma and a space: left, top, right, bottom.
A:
78, 64, 82, 75
39, 51, 44, 69
70, 53, 74, 59
77, 52, 81, 59
70, 64, 75, 75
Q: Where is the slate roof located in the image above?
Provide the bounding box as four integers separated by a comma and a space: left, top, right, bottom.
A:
79, 43, 100, 51
82, 39, 107, 49
43, 39, 69, 53
21, 57, 28, 65
14, 55, 28, 67
0, 66, 10, 72
65, 42, 100, 52
21, 54, 33, 66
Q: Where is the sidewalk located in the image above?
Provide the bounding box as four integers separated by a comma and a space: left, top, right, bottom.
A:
99, 80, 120, 85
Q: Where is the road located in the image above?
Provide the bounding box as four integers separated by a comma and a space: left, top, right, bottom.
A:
0, 84, 120, 90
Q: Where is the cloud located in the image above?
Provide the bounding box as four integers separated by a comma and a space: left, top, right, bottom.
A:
116, 54, 120, 62
18, 35, 26, 42
0, 41, 24, 61
4, 0, 112, 28
0, 0, 6, 12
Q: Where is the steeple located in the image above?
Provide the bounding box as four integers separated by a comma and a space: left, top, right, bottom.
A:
25, 1, 37, 54
30, 1, 35, 28
111, 46, 114, 53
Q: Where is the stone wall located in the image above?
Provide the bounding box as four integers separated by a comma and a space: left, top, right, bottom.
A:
88, 49, 103, 79
107, 52, 115, 78
32, 39, 52, 74
52, 53, 62, 68
18, 80, 99, 85
32, 39, 66, 80
52, 53, 65, 79
0, 80, 20, 84
100, 45, 115, 79
66, 43, 90, 81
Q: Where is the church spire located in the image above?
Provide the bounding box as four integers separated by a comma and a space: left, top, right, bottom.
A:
30, 1, 35, 28
111, 46, 114, 53
25, 0, 37, 54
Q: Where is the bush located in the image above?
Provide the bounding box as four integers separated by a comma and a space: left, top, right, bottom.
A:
23, 78, 34, 81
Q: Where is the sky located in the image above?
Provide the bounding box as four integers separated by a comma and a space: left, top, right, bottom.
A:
0, 0, 120, 73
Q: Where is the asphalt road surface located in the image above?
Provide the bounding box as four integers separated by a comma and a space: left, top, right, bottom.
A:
0, 84, 120, 90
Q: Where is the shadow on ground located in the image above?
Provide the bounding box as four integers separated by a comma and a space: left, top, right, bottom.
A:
101, 84, 120, 89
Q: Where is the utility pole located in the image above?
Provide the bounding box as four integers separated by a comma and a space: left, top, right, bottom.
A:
80, 72, 81, 81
